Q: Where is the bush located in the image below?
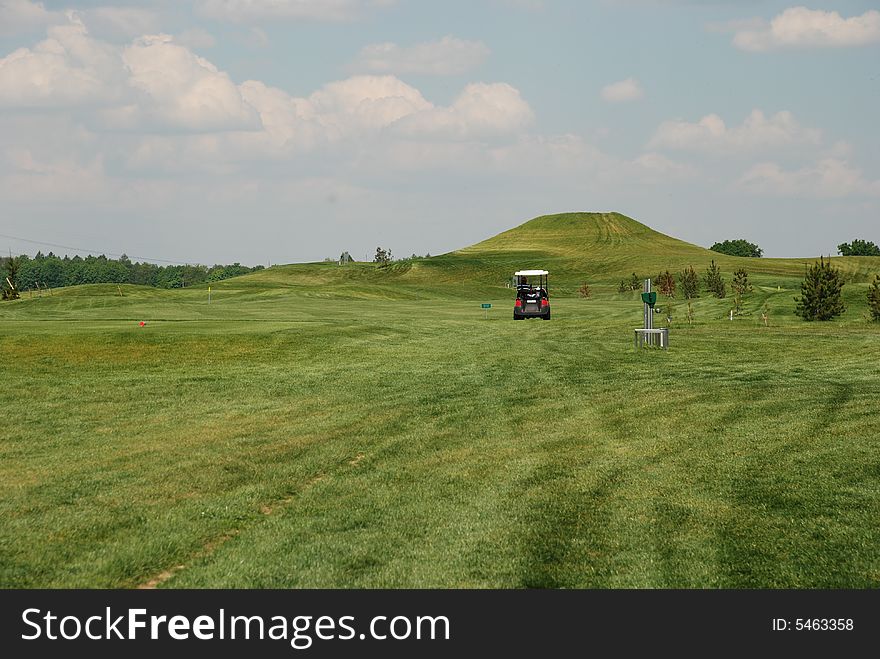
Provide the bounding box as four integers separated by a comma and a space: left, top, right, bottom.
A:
868, 275, 880, 321
795, 257, 846, 321
578, 282, 592, 299
710, 239, 763, 258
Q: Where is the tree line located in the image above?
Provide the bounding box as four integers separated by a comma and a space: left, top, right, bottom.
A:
709, 237, 879, 258
0, 252, 263, 294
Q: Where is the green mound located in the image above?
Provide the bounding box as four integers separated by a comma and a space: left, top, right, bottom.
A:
224, 211, 879, 297
8, 212, 880, 303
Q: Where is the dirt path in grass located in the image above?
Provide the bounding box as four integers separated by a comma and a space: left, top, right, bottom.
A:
135, 468, 341, 589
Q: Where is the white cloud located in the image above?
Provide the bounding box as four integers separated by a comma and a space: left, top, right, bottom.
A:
732, 7, 880, 52
738, 159, 880, 198
0, 15, 538, 161
648, 110, 821, 154
352, 36, 490, 76
307, 75, 431, 122
230, 77, 532, 153
194, 0, 395, 23
0, 13, 687, 217
394, 82, 533, 140
0, 20, 260, 132
120, 35, 261, 131
0, 19, 127, 107
118, 75, 537, 175
0, 0, 56, 35
600, 78, 644, 103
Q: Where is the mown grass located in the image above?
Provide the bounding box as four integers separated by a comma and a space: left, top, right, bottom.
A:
1, 278, 878, 588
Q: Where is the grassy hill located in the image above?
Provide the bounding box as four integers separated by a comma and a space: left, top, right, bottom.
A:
213, 212, 880, 299
7, 212, 877, 305
4, 212, 878, 323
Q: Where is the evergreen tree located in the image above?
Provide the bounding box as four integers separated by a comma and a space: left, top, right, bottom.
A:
731, 268, 752, 315
704, 260, 726, 298
795, 257, 846, 321
679, 266, 700, 299
868, 274, 880, 322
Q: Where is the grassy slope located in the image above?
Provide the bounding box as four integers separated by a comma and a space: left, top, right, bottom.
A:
1, 211, 879, 588
214, 212, 880, 299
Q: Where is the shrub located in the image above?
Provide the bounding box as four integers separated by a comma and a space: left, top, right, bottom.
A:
794, 257, 846, 321
578, 282, 592, 299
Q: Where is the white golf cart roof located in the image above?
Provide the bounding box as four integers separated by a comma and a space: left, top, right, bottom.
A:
514, 270, 549, 276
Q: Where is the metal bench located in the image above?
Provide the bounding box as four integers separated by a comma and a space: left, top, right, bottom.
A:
634, 328, 669, 349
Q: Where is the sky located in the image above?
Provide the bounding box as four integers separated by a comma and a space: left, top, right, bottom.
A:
0, 0, 878, 265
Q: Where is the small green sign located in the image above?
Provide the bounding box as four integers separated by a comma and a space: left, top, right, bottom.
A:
641, 292, 657, 307
481, 303, 492, 309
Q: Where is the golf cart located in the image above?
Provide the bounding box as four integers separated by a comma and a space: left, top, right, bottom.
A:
513, 270, 550, 320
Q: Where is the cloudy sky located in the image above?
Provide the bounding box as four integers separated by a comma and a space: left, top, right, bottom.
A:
1, 0, 878, 264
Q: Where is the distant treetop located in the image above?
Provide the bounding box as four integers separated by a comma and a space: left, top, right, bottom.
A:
837, 239, 880, 257
709, 239, 763, 258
